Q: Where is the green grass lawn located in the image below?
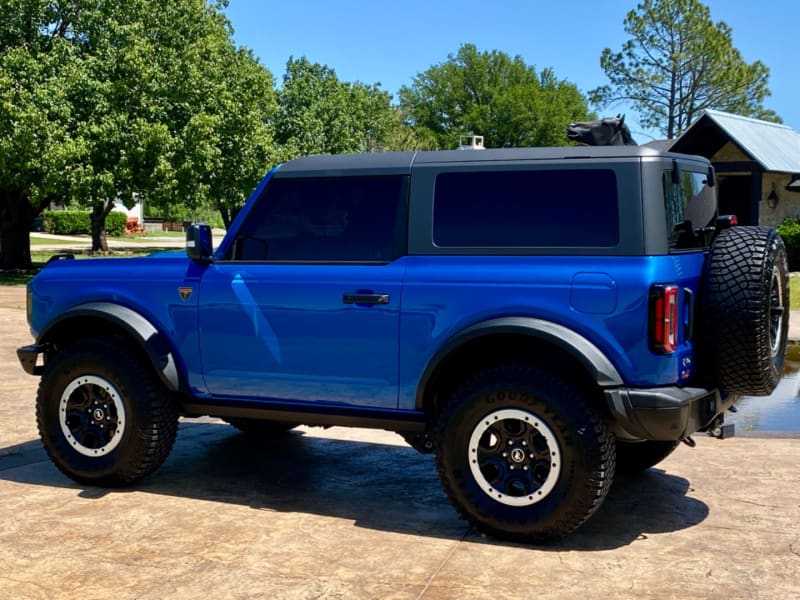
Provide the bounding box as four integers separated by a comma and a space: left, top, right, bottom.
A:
29, 236, 70, 245
790, 276, 800, 310
30, 231, 187, 243
114, 231, 187, 242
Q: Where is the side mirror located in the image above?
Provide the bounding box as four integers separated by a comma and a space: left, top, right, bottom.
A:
186, 224, 213, 262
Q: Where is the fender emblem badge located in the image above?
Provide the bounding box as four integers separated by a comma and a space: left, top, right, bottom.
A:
178, 287, 193, 301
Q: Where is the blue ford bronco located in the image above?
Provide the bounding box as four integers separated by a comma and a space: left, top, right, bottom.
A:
18, 146, 788, 542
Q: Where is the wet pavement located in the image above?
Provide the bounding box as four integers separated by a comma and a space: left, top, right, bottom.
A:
729, 344, 800, 434
1, 286, 798, 599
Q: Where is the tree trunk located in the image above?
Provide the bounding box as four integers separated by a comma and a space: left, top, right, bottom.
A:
0, 188, 35, 270
90, 199, 114, 252
219, 206, 241, 230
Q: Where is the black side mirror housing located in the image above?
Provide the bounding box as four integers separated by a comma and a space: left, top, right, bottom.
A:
186, 224, 213, 262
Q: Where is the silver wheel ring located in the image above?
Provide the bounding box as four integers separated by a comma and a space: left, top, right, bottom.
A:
468, 408, 562, 507
59, 375, 126, 457
770, 265, 785, 358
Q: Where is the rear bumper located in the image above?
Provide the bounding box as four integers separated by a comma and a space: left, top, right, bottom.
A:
605, 385, 734, 441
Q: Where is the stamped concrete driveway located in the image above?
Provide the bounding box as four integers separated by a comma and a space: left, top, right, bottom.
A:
0, 286, 798, 599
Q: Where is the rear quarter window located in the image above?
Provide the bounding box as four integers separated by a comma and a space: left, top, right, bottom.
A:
663, 170, 717, 250
433, 169, 619, 248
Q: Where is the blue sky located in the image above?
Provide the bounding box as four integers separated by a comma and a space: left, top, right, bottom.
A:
223, 0, 799, 142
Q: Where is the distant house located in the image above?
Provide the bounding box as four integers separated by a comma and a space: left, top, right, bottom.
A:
110, 197, 143, 222
669, 109, 800, 227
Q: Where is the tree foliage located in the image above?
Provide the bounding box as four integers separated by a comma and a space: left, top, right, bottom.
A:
0, 0, 277, 264
398, 44, 592, 149
591, 0, 780, 139
275, 57, 397, 157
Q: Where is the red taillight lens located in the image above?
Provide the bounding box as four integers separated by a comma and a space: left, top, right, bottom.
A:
650, 285, 679, 354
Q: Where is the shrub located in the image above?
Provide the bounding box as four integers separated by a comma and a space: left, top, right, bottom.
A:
42, 210, 130, 237
105, 212, 127, 236
776, 218, 800, 271
42, 211, 90, 235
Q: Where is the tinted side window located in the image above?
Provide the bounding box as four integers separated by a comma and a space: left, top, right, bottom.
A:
433, 169, 619, 247
231, 176, 406, 262
663, 170, 716, 249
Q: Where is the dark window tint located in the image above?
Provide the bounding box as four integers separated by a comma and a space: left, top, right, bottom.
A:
232, 176, 406, 262
663, 170, 716, 249
433, 169, 619, 247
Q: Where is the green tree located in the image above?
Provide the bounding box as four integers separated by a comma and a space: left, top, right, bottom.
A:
382, 106, 439, 151
0, 0, 277, 264
398, 44, 592, 150
150, 5, 278, 229
275, 57, 398, 157
0, 2, 84, 268
590, 0, 779, 139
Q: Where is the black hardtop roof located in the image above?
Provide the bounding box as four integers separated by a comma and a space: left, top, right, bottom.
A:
273, 146, 709, 178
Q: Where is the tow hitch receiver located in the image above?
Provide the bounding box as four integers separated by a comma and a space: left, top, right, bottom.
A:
710, 422, 735, 439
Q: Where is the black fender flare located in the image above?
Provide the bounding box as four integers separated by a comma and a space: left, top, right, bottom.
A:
416, 316, 623, 408
39, 302, 181, 392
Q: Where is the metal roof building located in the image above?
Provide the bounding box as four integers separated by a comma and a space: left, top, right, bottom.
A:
670, 109, 800, 227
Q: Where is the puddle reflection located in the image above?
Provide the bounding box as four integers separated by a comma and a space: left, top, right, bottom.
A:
727, 344, 800, 433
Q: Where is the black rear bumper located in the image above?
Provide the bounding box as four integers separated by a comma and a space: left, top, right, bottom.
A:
605, 385, 734, 441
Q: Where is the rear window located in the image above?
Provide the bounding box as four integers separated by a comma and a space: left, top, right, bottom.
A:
663, 170, 716, 249
433, 169, 619, 247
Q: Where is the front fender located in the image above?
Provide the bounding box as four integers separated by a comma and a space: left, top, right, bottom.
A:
38, 302, 181, 392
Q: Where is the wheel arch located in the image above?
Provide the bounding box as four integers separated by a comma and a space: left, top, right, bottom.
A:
38, 302, 181, 393
416, 317, 623, 415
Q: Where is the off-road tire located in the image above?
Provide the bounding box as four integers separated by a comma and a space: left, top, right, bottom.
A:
435, 364, 615, 543
36, 339, 178, 486
701, 226, 789, 395
223, 418, 297, 436
614, 440, 680, 474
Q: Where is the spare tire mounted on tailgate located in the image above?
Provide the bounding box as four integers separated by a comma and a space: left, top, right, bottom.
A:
701, 226, 789, 396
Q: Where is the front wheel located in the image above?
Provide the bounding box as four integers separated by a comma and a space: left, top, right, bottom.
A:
36, 339, 179, 486
435, 365, 615, 542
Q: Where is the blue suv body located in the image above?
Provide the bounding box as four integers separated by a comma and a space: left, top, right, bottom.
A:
19, 146, 789, 542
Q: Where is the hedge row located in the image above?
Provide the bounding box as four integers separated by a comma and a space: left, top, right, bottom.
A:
42, 211, 128, 237
777, 218, 800, 272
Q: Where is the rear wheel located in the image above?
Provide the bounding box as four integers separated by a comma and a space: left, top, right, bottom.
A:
36, 339, 178, 486
435, 365, 615, 542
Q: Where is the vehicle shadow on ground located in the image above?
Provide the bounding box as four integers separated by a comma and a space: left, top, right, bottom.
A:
0, 421, 708, 551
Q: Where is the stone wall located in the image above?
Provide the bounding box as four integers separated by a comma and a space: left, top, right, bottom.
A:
759, 172, 799, 228
709, 141, 800, 228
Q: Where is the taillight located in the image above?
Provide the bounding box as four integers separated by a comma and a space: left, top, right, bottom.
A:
650, 285, 679, 354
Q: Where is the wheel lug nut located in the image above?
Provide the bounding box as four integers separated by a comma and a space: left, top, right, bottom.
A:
502, 452, 508, 457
